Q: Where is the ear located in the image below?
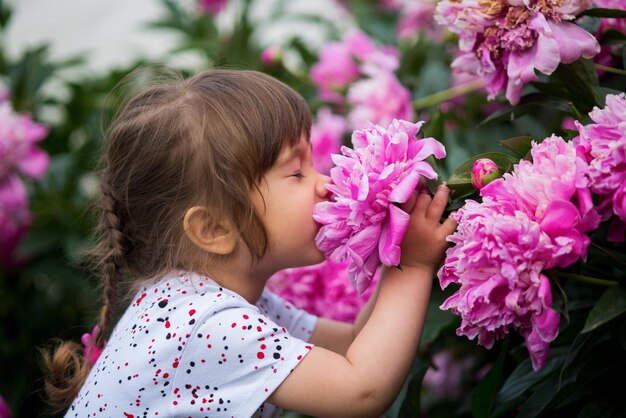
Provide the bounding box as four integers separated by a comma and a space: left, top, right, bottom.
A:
183, 206, 237, 255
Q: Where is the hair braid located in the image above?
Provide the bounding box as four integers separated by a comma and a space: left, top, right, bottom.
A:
95, 177, 127, 346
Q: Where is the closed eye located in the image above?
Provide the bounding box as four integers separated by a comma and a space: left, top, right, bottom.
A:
292, 171, 305, 179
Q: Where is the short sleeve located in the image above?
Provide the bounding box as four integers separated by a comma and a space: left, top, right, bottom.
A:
170, 301, 314, 417
256, 289, 318, 342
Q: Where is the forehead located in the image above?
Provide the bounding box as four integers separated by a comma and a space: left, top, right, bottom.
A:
276, 134, 309, 166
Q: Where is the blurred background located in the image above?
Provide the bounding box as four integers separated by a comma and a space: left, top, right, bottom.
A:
1, 0, 625, 417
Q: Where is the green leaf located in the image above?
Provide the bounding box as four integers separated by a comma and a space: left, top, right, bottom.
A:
499, 136, 536, 158
580, 7, 626, 18
398, 359, 429, 418
496, 346, 569, 406
480, 95, 571, 125
582, 286, 626, 333
471, 339, 510, 418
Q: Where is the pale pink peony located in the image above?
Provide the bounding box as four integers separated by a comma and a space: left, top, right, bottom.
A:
439, 136, 598, 370
437, 0, 600, 104
310, 108, 347, 175
267, 258, 378, 322
0, 101, 49, 181
396, 0, 444, 41
314, 119, 446, 293
574, 93, 626, 241
347, 70, 414, 130
310, 31, 400, 103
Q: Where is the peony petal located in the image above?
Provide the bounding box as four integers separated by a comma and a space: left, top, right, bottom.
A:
379, 204, 410, 266
389, 171, 421, 203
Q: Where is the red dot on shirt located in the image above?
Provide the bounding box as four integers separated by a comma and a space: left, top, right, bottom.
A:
260, 344, 266, 350
257, 352, 265, 359
231, 322, 237, 328
243, 314, 249, 319
257, 326, 262, 332
189, 309, 196, 316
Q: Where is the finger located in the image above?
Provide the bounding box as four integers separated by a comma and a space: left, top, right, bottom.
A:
399, 191, 418, 214
439, 213, 458, 236
426, 185, 451, 221
414, 192, 432, 216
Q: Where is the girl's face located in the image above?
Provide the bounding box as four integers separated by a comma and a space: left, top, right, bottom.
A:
251, 134, 330, 274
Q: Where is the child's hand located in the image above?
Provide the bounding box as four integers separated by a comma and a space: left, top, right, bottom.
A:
399, 184, 457, 272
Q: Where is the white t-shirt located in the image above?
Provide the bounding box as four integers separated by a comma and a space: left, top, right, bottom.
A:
67, 271, 317, 418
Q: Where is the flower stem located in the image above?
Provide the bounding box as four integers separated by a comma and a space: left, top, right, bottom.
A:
413, 79, 486, 111
548, 270, 618, 287
595, 64, 626, 76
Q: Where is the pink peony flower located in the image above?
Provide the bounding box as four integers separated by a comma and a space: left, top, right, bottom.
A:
0, 101, 49, 181
423, 349, 477, 399
197, 0, 227, 15
0, 176, 32, 267
260, 46, 282, 67
439, 135, 598, 370
471, 158, 500, 190
396, 0, 444, 41
81, 325, 103, 365
437, 0, 600, 104
347, 70, 414, 130
574, 93, 626, 240
267, 258, 378, 322
314, 119, 446, 293
310, 108, 347, 175
310, 31, 400, 103
0, 394, 11, 418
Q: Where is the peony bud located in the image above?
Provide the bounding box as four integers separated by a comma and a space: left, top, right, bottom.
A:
471, 158, 500, 190
260, 47, 283, 67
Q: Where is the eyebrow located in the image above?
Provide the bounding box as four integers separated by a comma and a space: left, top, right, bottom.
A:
278, 143, 311, 167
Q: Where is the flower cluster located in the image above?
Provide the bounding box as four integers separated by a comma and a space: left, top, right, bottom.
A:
593, 0, 626, 35
574, 93, 626, 241
310, 30, 413, 130
314, 119, 446, 293
439, 135, 600, 370
197, 0, 227, 15
267, 259, 378, 322
0, 99, 49, 267
390, 0, 444, 41
436, 0, 600, 105
310, 108, 347, 175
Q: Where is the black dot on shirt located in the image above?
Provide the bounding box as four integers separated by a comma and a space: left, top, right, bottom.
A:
273, 353, 280, 359
158, 300, 168, 308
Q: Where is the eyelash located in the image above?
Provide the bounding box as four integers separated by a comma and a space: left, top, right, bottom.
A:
292, 171, 305, 179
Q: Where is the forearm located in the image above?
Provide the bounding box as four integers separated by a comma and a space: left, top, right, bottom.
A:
353, 268, 384, 337
346, 265, 433, 410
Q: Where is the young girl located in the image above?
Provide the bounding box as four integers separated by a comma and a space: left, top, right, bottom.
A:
43, 69, 456, 417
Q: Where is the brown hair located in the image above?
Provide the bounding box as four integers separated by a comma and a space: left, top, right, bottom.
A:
41, 68, 312, 411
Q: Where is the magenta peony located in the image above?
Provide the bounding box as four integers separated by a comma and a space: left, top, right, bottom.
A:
439, 135, 599, 370
197, 0, 227, 15
574, 93, 626, 241
314, 119, 446, 293
267, 258, 378, 322
471, 158, 500, 190
260, 46, 282, 67
0, 394, 12, 418
436, 0, 600, 105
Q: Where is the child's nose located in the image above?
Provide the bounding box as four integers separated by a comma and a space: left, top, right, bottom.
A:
316, 173, 331, 199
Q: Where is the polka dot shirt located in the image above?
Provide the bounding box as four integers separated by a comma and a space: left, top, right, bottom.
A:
67, 271, 317, 417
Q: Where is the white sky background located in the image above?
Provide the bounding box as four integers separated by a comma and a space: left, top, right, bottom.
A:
5, 0, 351, 76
